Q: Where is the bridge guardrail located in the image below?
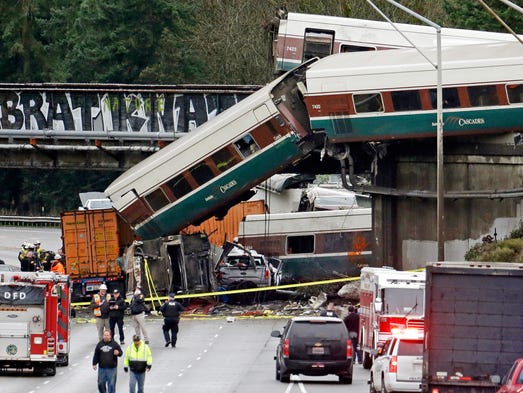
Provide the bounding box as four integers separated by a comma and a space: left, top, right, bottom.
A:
0, 215, 61, 227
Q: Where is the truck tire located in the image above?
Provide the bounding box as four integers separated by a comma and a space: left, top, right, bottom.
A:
280, 371, 290, 383
58, 354, 69, 367
46, 365, 57, 376
275, 360, 281, 381
363, 352, 373, 369
381, 376, 389, 393
34, 363, 56, 376
369, 373, 377, 393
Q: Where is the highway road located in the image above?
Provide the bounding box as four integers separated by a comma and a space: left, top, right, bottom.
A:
0, 226, 62, 267
0, 227, 372, 392
1, 316, 370, 393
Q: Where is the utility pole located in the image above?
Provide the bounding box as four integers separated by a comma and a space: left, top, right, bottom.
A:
366, 0, 445, 261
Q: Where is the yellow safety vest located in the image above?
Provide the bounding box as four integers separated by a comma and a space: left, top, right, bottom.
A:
93, 293, 110, 317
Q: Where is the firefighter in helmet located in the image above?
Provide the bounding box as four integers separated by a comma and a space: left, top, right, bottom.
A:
50, 254, 65, 274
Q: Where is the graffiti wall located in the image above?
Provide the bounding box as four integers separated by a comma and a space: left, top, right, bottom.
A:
0, 87, 256, 135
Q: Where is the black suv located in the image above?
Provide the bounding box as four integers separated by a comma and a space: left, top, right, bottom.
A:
270, 316, 354, 384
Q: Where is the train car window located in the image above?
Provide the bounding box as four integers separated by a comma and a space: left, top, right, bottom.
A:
507, 84, 523, 104
144, 188, 170, 212
353, 93, 384, 113
429, 87, 460, 109
126, 204, 152, 227
234, 134, 259, 158
190, 162, 214, 186
286, 235, 314, 254
251, 120, 282, 147
303, 29, 334, 62
468, 85, 499, 107
391, 90, 422, 111
166, 174, 192, 199
340, 45, 376, 53
211, 147, 241, 173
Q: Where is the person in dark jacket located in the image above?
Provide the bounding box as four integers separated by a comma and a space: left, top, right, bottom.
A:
92, 330, 122, 393
130, 287, 149, 344
319, 302, 339, 317
159, 293, 184, 347
109, 289, 126, 345
343, 305, 362, 364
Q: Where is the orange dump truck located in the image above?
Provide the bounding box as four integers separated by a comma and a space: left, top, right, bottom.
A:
60, 209, 136, 301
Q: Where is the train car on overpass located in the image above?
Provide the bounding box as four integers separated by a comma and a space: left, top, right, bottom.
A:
304, 41, 523, 144
106, 41, 523, 240
269, 11, 522, 74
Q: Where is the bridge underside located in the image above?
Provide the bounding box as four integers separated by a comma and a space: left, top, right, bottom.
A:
364, 134, 523, 269
2, 133, 523, 268
2, 83, 523, 267
0, 139, 160, 171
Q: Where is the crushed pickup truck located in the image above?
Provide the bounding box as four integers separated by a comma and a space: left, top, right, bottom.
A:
214, 241, 283, 302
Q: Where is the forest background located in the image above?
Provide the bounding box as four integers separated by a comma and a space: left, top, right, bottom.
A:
0, 0, 522, 215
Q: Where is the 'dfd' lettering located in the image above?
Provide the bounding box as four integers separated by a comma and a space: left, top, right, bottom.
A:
4, 292, 26, 300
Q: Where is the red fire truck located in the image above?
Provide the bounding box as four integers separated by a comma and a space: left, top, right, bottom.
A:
359, 266, 425, 370
0, 271, 71, 375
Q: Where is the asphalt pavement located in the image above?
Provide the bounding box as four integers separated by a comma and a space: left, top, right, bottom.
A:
0, 226, 62, 266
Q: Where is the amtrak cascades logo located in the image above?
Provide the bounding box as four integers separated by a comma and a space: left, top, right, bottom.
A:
458, 118, 485, 126
441, 117, 486, 127
6, 344, 17, 356
220, 180, 237, 194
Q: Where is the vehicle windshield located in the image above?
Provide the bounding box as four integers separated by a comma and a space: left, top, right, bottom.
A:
292, 321, 346, 339
382, 288, 424, 315
224, 255, 264, 268
226, 255, 251, 266
397, 339, 423, 356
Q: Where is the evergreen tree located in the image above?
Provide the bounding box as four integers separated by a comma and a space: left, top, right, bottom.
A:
0, 0, 49, 82
444, 0, 523, 32
50, 0, 204, 83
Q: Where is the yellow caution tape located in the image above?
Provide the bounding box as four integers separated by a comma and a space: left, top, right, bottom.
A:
171, 275, 363, 300
143, 257, 162, 310
71, 275, 360, 306
71, 267, 426, 307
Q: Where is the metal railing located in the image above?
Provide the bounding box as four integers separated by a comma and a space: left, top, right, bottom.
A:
0, 215, 61, 227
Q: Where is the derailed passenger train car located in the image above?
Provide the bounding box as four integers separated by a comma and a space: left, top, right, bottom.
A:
107, 42, 523, 240
269, 10, 522, 74
303, 42, 523, 144
105, 59, 320, 240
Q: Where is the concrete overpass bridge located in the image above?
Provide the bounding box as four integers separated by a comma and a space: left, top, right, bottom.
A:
2, 84, 523, 269
0, 83, 260, 170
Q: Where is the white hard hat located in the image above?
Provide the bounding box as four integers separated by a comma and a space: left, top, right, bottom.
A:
99, 284, 108, 290
54, 254, 61, 260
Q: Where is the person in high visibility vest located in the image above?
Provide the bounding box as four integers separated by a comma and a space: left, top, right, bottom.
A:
91, 284, 111, 341
50, 254, 65, 274
124, 335, 152, 393
34, 240, 48, 270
